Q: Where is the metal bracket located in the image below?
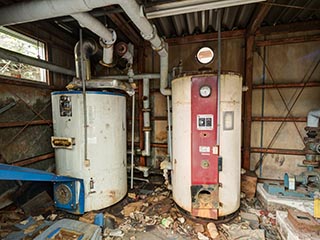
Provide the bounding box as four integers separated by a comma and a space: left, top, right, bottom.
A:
0, 163, 85, 214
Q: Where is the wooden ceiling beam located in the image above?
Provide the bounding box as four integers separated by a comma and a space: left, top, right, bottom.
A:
256, 34, 320, 47
166, 29, 245, 46
258, 20, 320, 35
247, 2, 272, 36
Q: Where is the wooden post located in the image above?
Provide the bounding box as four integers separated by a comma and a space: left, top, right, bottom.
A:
242, 2, 271, 170
243, 35, 254, 170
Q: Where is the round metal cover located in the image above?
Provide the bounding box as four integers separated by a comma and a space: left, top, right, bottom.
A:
196, 47, 214, 64
55, 184, 72, 205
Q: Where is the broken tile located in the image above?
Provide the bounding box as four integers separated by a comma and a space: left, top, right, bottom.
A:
240, 212, 260, 228
197, 232, 209, 240
193, 223, 205, 233
207, 222, 219, 239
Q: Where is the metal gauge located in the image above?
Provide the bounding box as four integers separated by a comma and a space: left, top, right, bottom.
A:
199, 85, 211, 97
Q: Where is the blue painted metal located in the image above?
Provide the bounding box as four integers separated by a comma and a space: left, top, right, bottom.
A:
263, 182, 314, 199
0, 163, 85, 214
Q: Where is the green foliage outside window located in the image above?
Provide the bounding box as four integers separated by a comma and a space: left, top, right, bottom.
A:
0, 27, 47, 82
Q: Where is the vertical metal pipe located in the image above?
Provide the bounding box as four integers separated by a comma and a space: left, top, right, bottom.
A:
217, 9, 222, 145
80, 29, 88, 162
259, 39, 266, 177
167, 96, 173, 161
131, 94, 135, 189
142, 77, 151, 156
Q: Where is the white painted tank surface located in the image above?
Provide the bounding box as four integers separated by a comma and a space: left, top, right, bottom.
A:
171, 73, 242, 218
51, 91, 127, 212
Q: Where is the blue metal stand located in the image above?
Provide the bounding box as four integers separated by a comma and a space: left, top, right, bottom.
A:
0, 163, 85, 214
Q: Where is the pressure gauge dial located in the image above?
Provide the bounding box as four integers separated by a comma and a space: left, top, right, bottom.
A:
199, 85, 211, 97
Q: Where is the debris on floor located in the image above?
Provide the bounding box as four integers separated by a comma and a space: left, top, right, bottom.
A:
4, 215, 53, 240
21, 191, 54, 216
4, 180, 318, 240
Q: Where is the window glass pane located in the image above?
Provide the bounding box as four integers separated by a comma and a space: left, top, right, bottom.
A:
0, 27, 47, 82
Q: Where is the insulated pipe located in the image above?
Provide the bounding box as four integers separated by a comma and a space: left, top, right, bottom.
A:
72, 12, 116, 66
71, 12, 114, 41
0, 0, 118, 26
97, 74, 160, 80
159, 52, 171, 95
167, 96, 173, 161
0, 47, 75, 76
130, 94, 135, 189
0, 0, 170, 95
74, 39, 98, 80
142, 78, 151, 156
307, 109, 320, 128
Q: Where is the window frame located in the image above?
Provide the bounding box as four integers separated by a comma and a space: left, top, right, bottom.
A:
0, 26, 49, 84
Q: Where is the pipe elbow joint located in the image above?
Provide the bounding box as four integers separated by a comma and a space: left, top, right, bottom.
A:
99, 28, 117, 47
141, 24, 156, 42
160, 88, 172, 96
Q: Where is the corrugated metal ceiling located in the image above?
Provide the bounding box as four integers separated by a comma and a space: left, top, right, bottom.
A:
0, 0, 319, 41
143, 0, 320, 38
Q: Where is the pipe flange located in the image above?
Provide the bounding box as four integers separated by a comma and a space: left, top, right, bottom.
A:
100, 28, 117, 46
143, 127, 152, 131
99, 60, 116, 68
152, 38, 167, 54
142, 108, 151, 112
141, 24, 157, 41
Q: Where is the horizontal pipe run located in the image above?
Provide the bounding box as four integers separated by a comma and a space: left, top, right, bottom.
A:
12, 153, 54, 166
250, 147, 305, 156
0, 120, 52, 128
97, 74, 160, 80
251, 117, 307, 122
127, 142, 168, 149
253, 81, 320, 89
0, 47, 75, 76
257, 178, 283, 183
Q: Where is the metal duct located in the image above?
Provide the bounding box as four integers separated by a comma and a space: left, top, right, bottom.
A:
0, 0, 170, 95
74, 39, 98, 80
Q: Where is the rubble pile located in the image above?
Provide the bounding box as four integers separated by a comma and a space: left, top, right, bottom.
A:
0, 184, 286, 240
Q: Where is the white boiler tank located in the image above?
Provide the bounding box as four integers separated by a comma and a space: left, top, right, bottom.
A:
51, 91, 127, 212
171, 73, 242, 219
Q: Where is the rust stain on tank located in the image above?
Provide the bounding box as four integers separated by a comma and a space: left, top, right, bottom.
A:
108, 190, 116, 202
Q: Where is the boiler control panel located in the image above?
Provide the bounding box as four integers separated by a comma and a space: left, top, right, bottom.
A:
59, 95, 72, 117
191, 76, 219, 185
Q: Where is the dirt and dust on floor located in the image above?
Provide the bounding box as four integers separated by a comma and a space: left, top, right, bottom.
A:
0, 172, 319, 240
